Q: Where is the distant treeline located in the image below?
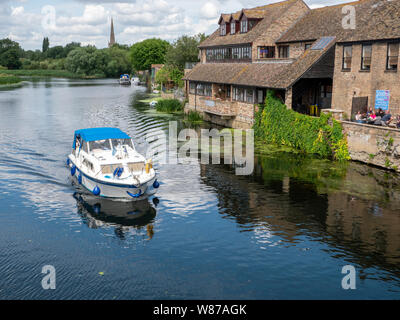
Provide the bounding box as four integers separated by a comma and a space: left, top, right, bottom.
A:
0, 34, 206, 83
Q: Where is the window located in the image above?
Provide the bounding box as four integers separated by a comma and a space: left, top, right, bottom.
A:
305, 43, 312, 50
240, 20, 248, 33
231, 22, 236, 34
189, 82, 196, 94
361, 44, 372, 71
111, 139, 134, 149
278, 45, 289, 58
82, 141, 89, 153
257, 90, 264, 104
320, 85, 332, 98
233, 87, 255, 103
246, 89, 254, 103
342, 45, 352, 70
89, 139, 112, 152
258, 46, 275, 59
196, 83, 212, 96
387, 42, 399, 71
220, 23, 226, 36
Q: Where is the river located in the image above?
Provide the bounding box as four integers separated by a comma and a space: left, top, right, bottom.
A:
1, 78, 400, 299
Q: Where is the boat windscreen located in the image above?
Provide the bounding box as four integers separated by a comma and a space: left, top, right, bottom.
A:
89, 139, 112, 152
111, 138, 134, 149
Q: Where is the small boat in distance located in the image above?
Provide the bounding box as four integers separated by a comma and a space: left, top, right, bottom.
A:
67, 127, 159, 200
119, 74, 131, 85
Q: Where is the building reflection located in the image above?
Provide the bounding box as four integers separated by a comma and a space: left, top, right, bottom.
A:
199, 152, 400, 278
73, 192, 157, 240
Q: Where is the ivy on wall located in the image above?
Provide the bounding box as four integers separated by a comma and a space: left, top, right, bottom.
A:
254, 90, 350, 161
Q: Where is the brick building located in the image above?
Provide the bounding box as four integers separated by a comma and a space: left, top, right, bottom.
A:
184, 0, 400, 128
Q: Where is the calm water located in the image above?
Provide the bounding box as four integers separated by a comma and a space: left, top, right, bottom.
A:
1, 78, 400, 299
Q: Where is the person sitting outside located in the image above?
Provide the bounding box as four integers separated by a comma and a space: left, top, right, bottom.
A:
355, 111, 364, 123
381, 110, 392, 126
367, 107, 373, 118
367, 111, 376, 124
377, 108, 385, 118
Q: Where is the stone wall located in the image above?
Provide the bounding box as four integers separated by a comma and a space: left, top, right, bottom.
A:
332, 42, 400, 118
341, 121, 400, 171
186, 93, 254, 129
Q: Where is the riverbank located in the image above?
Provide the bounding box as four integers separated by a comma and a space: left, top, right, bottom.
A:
0, 73, 23, 86
0, 69, 103, 79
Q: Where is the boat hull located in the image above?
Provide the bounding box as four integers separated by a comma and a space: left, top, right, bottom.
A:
68, 159, 158, 200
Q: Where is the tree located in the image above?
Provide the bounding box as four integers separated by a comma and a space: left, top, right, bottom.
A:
65, 46, 110, 77
155, 66, 184, 88
104, 46, 131, 77
165, 34, 206, 70
42, 37, 49, 53
0, 38, 22, 69
46, 45, 64, 59
129, 38, 171, 71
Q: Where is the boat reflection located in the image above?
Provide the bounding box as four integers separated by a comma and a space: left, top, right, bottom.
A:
73, 193, 157, 240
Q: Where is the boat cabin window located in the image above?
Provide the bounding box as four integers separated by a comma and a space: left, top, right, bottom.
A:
88, 139, 112, 153
111, 139, 134, 149
82, 140, 89, 153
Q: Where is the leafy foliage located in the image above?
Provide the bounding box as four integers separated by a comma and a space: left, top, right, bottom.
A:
129, 38, 171, 71
165, 34, 206, 70
42, 37, 49, 53
254, 90, 350, 161
155, 66, 184, 88
0, 38, 22, 69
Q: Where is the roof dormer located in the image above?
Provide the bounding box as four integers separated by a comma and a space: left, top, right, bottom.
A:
218, 14, 231, 36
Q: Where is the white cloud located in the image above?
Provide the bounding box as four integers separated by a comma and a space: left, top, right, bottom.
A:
200, 2, 220, 19
0, 0, 347, 50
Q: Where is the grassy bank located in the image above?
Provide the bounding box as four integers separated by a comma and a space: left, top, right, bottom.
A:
0, 69, 102, 79
155, 98, 184, 114
0, 73, 23, 85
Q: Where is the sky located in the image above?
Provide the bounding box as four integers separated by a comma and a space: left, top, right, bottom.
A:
0, 0, 350, 50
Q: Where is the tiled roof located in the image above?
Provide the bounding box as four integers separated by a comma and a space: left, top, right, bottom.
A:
278, 0, 400, 43
184, 38, 335, 89
199, 0, 300, 48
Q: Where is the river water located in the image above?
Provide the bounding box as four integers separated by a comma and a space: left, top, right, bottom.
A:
1, 78, 400, 299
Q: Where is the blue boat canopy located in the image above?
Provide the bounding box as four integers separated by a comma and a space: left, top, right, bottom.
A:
73, 127, 131, 148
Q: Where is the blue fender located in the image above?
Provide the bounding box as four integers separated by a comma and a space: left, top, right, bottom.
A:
93, 186, 101, 196
127, 190, 142, 198
66, 158, 70, 166
78, 173, 82, 184
71, 165, 76, 176
153, 180, 160, 189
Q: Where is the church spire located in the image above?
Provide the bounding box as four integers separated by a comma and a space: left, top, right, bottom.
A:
108, 18, 115, 48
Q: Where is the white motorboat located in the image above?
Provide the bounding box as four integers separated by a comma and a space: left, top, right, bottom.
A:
67, 127, 159, 200
131, 77, 140, 86
119, 74, 131, 85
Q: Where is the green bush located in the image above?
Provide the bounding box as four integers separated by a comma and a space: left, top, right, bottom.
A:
155, 99, 183, 113
186, 110, 203, 122
254, 90, 350, 161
